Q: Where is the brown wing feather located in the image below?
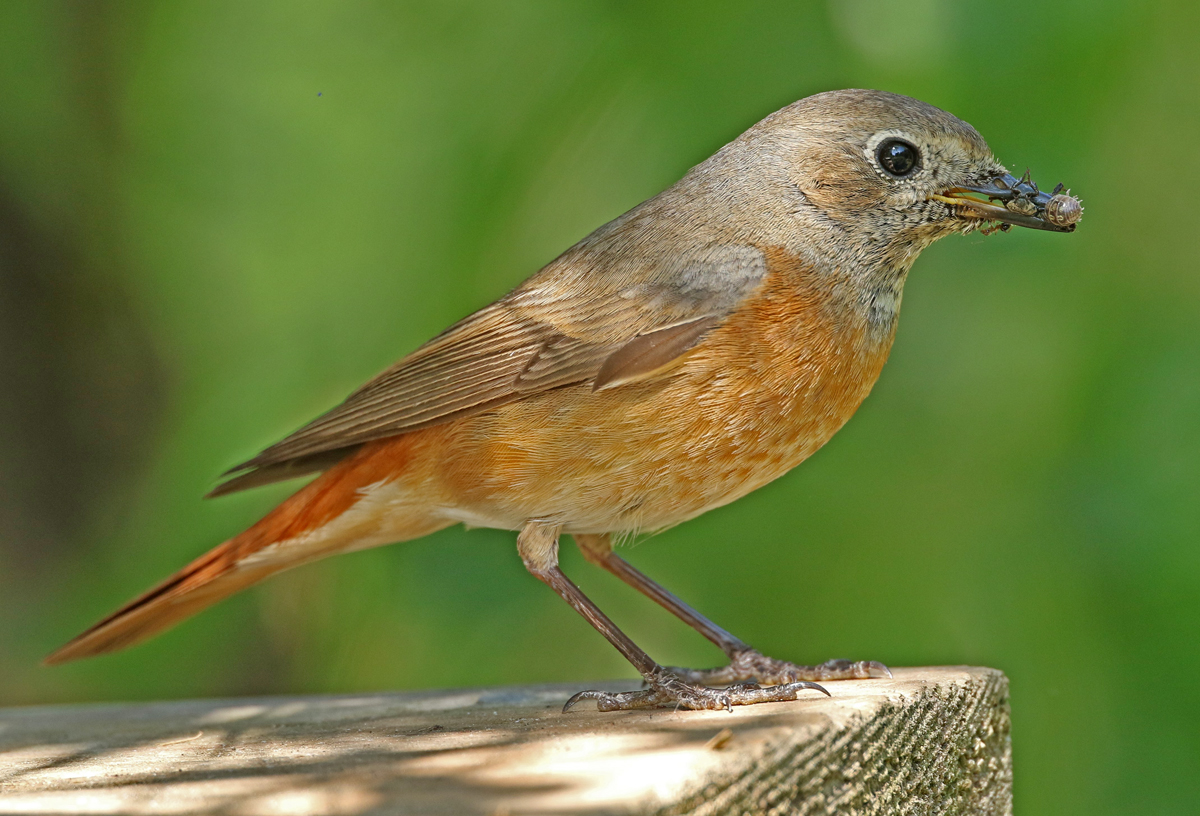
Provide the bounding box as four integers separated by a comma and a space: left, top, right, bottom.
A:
213, 303, 620, 494
212, 235, 770, 495
593, 316, 721, 391
206, 449, 356, 498
212, 310, 714, 495
224, 304, 561, 473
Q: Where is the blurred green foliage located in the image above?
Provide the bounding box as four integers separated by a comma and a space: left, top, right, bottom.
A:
1, 2, 1197, 812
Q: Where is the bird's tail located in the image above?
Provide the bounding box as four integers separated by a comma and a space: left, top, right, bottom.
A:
44, 436, 448, 665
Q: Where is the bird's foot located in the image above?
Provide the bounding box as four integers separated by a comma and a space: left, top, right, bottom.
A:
562, 668, 829, 713
666, 651, 892, 687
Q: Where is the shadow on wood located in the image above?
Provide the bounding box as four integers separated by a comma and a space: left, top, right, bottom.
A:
0, 666, 1010, 815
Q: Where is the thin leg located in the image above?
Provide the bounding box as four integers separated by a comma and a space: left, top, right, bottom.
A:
517, 522, 828, 712
574, 533, 890, 685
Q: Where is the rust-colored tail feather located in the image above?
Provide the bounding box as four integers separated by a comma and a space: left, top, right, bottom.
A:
43, 541, 282, 665
44, 436, 430, 665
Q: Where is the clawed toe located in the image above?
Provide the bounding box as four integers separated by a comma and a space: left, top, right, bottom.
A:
664, 652, 893, 686
563, 688, 657, 712
563, 675, 828, 713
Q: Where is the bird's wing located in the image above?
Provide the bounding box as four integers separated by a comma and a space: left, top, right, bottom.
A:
210, 241, 767, 496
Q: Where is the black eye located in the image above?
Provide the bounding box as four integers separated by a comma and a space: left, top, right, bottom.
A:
876, 139, 920, 177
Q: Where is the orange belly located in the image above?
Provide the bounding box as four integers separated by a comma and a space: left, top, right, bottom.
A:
419, 247, 898, 534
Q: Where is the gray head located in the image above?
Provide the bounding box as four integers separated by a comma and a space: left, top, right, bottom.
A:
707, 89, 1078, 270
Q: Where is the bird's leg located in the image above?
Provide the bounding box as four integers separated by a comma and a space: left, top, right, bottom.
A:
574, 534, 890, 685
518, 522, 828, 712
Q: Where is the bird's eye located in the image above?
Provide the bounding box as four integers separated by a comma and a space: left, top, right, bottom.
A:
876, 139, 920, 178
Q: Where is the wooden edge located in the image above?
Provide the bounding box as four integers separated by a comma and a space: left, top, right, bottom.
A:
0, 666, 1011, 815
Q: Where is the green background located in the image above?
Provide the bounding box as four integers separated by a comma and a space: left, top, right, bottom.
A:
1, 2, 1197, 811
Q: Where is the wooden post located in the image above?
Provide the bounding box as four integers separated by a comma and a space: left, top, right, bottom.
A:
0, 666, 1010, 814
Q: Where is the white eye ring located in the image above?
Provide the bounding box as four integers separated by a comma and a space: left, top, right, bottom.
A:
865, 130, 927, 182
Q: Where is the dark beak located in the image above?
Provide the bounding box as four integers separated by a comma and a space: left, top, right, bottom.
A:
932, 170, 1082, 233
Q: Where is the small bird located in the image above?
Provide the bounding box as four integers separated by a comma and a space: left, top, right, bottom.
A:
47, 90, 1080, 711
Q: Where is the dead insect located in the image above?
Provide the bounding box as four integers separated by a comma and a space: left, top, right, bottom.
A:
1043, 191, 1083, 228
1005, 197, 1039, 217
1002, 169, 1042, 216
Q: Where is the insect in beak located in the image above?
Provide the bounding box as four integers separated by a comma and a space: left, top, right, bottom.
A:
931, 169, 1083, 233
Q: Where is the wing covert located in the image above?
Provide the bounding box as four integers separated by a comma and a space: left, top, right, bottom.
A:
211, 238, 769, 495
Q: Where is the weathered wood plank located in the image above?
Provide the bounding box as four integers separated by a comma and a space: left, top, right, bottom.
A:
0, 666, 1010, 815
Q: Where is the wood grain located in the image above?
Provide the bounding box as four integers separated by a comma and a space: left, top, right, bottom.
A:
0, 667, 1010, 815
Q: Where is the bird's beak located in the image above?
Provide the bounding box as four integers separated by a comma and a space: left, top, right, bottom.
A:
931, 170, 1082, 233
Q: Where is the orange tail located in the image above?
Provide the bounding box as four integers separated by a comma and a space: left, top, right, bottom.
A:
45, 436, 448, 665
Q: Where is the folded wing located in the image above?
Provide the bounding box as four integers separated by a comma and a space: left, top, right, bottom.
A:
211, 241, 769, 496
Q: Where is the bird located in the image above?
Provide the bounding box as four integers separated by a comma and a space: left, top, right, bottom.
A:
46, 89, 1080, 711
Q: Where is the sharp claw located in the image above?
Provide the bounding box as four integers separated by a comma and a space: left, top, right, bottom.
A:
562, 689, 603, 713
864, 661, 893, 679
800, 681, 831, 697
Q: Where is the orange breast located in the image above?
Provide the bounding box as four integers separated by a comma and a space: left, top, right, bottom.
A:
430, 247, 898, 534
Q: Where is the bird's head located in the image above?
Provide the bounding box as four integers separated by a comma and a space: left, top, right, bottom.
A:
746, 89, 1081, 257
